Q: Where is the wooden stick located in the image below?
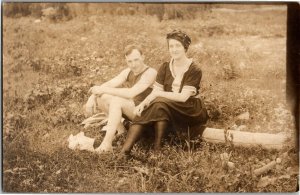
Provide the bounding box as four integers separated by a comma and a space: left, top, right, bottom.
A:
253, 161, 276, 176
81, 116, 106, 125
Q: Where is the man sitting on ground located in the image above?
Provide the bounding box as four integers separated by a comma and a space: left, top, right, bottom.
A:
84, 45, 157, 153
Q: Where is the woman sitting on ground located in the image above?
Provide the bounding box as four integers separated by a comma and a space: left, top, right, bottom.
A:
120, 30, 208, 156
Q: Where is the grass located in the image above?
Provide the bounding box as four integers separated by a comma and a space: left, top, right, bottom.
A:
2, 4, 298, 192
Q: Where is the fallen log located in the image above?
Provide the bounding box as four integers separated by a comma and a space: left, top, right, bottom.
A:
78, 115, 289, 150
202, 128, 288, 150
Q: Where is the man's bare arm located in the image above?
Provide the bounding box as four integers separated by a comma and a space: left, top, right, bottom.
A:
100, 68, 157, 99
101, 68, 130, 88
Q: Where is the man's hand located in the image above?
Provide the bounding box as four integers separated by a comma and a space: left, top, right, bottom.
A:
89, 86, 108, 95
134, 91, 159, 117
134, 103, 146, 117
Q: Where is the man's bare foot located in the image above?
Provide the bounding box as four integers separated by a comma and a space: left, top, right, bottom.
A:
95, 143, 113, 153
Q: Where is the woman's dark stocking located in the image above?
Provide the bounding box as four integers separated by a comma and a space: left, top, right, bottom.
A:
121, 124, 144, 154
153, 120, 169, 151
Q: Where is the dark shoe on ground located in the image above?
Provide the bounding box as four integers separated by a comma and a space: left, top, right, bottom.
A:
116, 151, 132, 162
189, 125, 207, 139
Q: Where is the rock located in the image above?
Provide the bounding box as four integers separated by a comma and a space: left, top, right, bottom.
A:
81, 37, 87, 41
271, 155, 276, 160
227, 162, 235, 169
42, 7, 57, 18
69, 103, 78, 109
220, 152, 231, 168
254, 125, 261, 131
239, 62, 246, 69
236, 125, 247, 131
43, 133, 49, 139
259, 161, 266, 166
231, 124, 238, 130
276, 158, 282, 164
54, 87, 64, 95
56, 169, 61, 175
96, 58, 103, 62
237, 112, 250, 120
257, 176, 276, 188
220, 152, 231, 161
118, 177, 127, 184
275, 164, 282, 170
5, 128, 10, 135
287, 166, 299, 175
282, 152, 288, 158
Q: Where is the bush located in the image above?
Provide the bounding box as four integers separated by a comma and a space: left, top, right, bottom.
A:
3, 3, 31, 17
3, 2, 72, 21
3, 3, 212, 21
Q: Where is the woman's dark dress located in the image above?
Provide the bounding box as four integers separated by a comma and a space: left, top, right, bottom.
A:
133, 61, 208, 132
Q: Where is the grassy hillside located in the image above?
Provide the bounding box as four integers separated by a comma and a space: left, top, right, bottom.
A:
2, 4, 298, 192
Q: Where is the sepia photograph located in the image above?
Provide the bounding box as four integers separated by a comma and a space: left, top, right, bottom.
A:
2, 2, 299, 193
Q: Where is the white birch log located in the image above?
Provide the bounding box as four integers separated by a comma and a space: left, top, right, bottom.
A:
202, 128, 287, 150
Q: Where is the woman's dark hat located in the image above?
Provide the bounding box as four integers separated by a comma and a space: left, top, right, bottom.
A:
166, 30, 191, 51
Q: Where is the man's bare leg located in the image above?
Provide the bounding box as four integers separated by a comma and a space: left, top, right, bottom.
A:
95, 94, 135, 152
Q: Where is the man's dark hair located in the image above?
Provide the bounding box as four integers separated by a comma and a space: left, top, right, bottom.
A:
124, 44, 143, 57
